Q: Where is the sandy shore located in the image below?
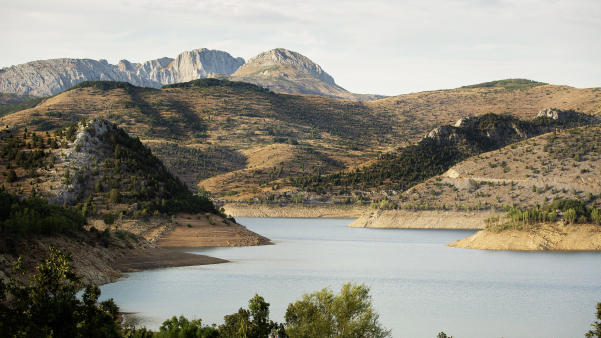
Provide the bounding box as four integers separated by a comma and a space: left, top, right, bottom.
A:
448, 222, 601, 250
349, 209, 503, 229
222, 203, 367, 218
156, 214, 272, 247
112, 248, 227, 272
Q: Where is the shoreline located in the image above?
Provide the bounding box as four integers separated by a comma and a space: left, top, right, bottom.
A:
222, 203, 367, 218
349, 209, 503, 229
110, 214, 272, 278
448, 222, 601, 250
111, 248, 228, 272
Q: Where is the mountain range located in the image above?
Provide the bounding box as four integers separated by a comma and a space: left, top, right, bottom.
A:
0, 48, 382, 101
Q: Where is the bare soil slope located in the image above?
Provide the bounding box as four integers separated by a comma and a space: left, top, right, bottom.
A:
448, 222, 601, 250
156, 213, 271, 247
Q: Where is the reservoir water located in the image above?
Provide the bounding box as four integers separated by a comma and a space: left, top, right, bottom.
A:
99, 217, 601, 337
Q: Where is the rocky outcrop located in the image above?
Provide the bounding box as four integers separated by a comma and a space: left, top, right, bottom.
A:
49, 119, 114, 205
419, 109, 600, 147
0, 49, 244, 97
535, 108, 601, 123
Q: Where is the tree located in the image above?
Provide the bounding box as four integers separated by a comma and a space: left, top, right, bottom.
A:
156, 315, 219, 338
0, 246, 121, 337
586, 303, 601, 338
7, 169, 17, 183
219, 293, 287, 338
109, 188, 121, 203
284, 283, 391, 338
95, 180, 104, 193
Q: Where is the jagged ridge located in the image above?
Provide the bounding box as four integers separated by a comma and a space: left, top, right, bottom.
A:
0, 49, 244, 97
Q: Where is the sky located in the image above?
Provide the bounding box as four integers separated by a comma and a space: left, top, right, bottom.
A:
1, 0, 600, 96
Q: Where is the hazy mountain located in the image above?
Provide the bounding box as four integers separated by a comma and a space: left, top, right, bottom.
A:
0, 48, 244, 97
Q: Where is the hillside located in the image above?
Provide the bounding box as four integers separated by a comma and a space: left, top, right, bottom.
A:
0, 79, 599, 207
350, 123, 601, 229
0, 117, 269, 285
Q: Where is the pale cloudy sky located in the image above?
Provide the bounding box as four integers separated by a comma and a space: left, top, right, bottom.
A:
1, 0, 599, 96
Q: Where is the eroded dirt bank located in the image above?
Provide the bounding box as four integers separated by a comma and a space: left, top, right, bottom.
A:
348, 209, 503, 229
155, 214, 272, 247
1, 213, 273, 287
448, 222, 601, 250
222, 203, 367, 218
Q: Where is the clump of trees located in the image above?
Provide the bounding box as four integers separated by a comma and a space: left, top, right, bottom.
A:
0, 187, 87, 241
490, 199, 601, 232
285, 283, 391, 338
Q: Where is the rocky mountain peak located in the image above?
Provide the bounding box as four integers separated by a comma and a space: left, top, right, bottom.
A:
240, 48, 336, 86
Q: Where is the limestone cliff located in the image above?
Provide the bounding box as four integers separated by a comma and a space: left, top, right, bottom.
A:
0, 48, 244, 97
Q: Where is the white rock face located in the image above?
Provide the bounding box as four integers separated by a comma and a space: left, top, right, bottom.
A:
237, 48, 337, 86
537, 108, 568, 121
0, 48, 244, 97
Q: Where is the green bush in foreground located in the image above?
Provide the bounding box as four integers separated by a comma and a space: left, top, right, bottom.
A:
285, 283, 391, 338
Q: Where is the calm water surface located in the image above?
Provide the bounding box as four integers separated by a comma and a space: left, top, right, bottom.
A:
98, 218, 601, 338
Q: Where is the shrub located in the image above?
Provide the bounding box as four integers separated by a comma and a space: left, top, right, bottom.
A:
103, 213, 115, 225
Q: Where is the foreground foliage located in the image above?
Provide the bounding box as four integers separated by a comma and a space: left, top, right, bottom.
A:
0, 247, 121, 337
284, 283, 391, 338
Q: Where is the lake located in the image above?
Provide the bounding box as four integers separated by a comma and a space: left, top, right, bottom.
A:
98, 217, 601, 337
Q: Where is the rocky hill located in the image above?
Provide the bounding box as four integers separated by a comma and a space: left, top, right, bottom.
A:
0, 116, 269, 284
350, 122, 601, 229
0, 48, 244, 97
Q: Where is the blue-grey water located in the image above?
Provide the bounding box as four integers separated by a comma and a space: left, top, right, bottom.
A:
98, 218, 601, 338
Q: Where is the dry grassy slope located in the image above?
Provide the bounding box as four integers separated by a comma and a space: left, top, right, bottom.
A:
354, 124, 601, 228
1, 82, 600, 198
371, 84, 601, 130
